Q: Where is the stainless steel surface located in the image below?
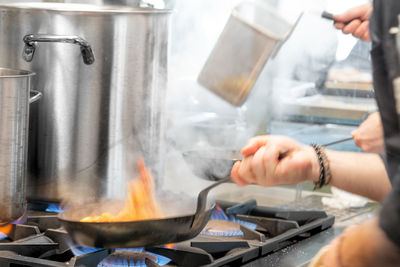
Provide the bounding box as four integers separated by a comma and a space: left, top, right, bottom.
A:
0, 3, 171, 203
243, 227, 342, 267
397, 16, 400, 53
101, 0, 140, 6
198, 1, 299, 106
0, 68, 37, 224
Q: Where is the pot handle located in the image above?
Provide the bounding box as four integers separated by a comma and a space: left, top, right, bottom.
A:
29, 90, 42, 104
22, 34, 95, 65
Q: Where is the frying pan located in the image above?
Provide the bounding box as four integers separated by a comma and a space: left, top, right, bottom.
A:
58, 178, 230, 248
183, 137, 354, 181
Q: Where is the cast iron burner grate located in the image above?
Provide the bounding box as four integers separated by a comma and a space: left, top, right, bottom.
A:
146, 200, 334, 266
0, 200, 334, 267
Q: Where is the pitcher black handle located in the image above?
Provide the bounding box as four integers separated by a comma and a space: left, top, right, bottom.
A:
22, 34, 95, 65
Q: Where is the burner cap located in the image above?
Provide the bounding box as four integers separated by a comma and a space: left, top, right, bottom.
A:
201, 220, 243, 237
99, 250, 157, 267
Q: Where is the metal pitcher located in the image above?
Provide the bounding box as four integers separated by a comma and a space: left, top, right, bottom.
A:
0, 68, 41, 224
0, 3, 171, 203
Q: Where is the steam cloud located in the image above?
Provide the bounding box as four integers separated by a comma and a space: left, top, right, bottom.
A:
29, 0, 370, 216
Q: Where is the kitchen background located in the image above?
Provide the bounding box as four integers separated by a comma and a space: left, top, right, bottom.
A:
2, 0, 373, 194
0, 0, 378, 266
0, 0, 374, 200
164, 0, 373, 196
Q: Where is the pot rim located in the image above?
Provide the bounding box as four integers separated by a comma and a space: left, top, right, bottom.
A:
0, 67, 35, 78
0, 3, 172, 14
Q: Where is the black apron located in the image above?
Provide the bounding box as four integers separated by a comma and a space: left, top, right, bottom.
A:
371, 0, 400, 247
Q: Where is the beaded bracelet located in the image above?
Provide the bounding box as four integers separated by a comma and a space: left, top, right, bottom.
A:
311, 144, 331, 190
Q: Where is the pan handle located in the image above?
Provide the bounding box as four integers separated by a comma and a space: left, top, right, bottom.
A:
191, 177, 231, 229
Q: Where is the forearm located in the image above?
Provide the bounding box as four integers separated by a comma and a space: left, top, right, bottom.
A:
323, 150, 391, 201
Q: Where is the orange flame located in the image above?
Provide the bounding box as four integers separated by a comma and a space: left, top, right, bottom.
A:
81, 157, 163, 222
0, 224, 12, 236
215, 205, 222, 211
165, 243, 175, 249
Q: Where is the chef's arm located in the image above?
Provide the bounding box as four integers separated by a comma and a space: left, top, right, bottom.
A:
231, 135, 391, 202
324, 150, 391, 202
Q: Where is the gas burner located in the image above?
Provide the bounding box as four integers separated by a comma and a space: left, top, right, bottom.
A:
27, 201, 64, 214
200, 205, 258, 237
99, 250, 158, 267
45, 204, 65, 213
201, 220, 243, 237
97, 249, 171, 267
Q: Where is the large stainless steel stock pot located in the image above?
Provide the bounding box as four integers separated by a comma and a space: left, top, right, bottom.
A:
0, 68, 41, 224
0, 3, 171, 203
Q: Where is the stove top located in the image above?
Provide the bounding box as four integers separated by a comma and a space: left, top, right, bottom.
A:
0, 200, 334, 267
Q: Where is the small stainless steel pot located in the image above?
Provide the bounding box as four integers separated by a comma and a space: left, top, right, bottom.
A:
0, 68, 41, 224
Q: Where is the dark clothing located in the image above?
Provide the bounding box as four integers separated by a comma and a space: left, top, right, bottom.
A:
370, 0, 400, 247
